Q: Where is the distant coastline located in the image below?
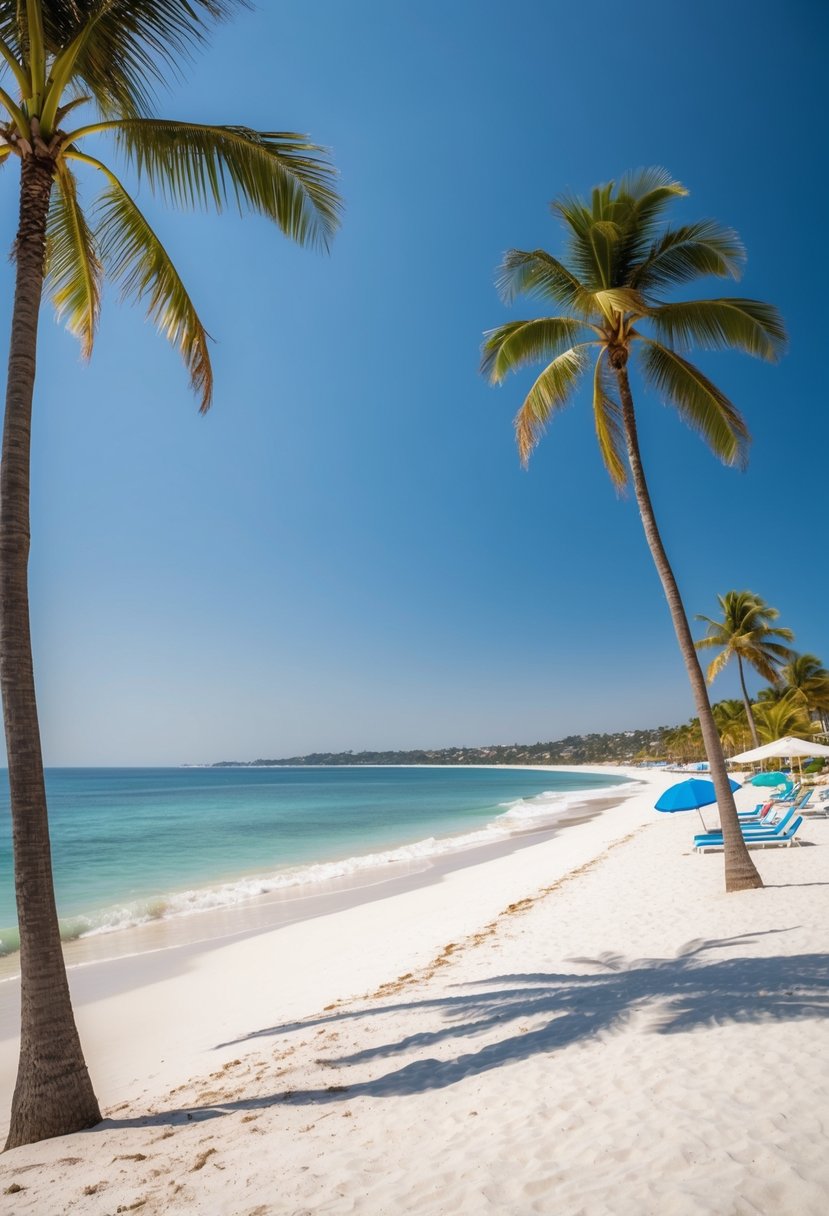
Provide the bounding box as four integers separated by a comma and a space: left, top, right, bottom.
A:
211, 727, 667, 769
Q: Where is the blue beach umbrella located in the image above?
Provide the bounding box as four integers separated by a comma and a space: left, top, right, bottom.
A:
654, 777, 742, 832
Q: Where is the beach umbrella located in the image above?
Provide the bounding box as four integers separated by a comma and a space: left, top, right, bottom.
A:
654, 777, 742, 832
729, 736, 829, 781
750, 771, 792, 791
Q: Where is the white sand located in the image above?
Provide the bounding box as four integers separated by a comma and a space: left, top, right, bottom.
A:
1, 767, 827, 1214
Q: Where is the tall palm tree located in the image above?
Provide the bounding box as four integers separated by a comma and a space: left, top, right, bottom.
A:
695, 591, 794, 747
482, 169, 786, 895
0, 1, 340, 1149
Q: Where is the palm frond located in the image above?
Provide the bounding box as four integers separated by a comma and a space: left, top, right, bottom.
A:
614, 168, 688, 270
495, 248, 591, 313
92, 171, 213, 411
629, 221, 745, 289
45, 162, 102, 359
648, 298, 787, 361
96, 119, 341, 250
514, 345, 589, 466
592, 351, 626, 487
638, 339, 750, 467
592, 287, 646, 323
0, 2, 244, 118
551, 194, 612, 288
705, 649, 732, 683
617, 167, 687, 205
481, 316, 589, 383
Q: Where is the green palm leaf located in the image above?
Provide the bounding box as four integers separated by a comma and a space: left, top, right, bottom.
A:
514, 345, 589, 466
481, 317, 589, 383
45, 162, 102, 359
495, 248, 591, 313
0, 2, 243, 118
649, 298, 787, 361
551, 194, 613, 287
592, 287, 646, 323
614, 169, 688, 271
92, 171, 213, 411
638, 339, 750, 467
93, 119, 341, 250
592, 352, 626, 487
630, 221, 745, 289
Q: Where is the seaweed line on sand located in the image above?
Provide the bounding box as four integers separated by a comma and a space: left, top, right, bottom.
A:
367, 826, 646, 1000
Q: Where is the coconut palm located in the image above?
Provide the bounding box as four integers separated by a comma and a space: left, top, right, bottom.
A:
773, 653, 829, 721
695, 591, 795, 748
482, 169, 786, 895
712, 699, 751, 754
752, 691, 819, 746
0, 1, 340, 1149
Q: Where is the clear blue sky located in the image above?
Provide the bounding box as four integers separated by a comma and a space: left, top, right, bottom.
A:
0, 0, 826, 765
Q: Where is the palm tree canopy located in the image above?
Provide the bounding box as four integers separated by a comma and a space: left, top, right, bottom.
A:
0, 0, 341, 410
712, 698, 750, 746
764, 652, 829, 716
695, 590, 795, 685
752, 691, 819, 745
481, 168, 786, 476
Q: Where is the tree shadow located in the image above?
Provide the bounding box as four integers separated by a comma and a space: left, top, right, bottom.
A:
97, 932, 829, 1131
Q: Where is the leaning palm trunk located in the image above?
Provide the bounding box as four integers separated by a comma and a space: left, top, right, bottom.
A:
736, 655, 761, 748
0, 0, 340, 1149
1, 154, 101, 1149
614, 363, 762, 891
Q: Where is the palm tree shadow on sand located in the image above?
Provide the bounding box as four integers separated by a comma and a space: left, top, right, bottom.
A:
100, 931, 829, 1131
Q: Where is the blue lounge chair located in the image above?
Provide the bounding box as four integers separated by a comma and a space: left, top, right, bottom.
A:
739, 792, 811, 826
694, 816, 803, 853
694, 805, 798, 848
738, 801, 776, 824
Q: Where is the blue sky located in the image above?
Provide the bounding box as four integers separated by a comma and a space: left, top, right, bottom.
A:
0, 0, 826, 765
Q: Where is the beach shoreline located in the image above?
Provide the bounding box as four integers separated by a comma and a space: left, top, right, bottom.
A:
1, 764, 827, 1213
0, 764, 637, 984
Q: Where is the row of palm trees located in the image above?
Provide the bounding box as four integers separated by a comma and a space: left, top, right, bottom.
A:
663, 691, 825, 766
658, 592, 828, 762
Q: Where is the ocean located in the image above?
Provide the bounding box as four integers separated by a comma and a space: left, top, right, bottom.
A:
0, 765, 631, 956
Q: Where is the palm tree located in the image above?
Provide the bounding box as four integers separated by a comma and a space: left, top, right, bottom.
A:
482, 169, 786, 895
712, 699, 751, 754
775, 653, 829, 722
662, 719, 704, 765
695, 591, 794, 747
0, 1, 340, 1149
752, 691, 818, 746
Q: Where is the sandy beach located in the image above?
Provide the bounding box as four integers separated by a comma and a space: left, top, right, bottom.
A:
1, 766, 827, 1214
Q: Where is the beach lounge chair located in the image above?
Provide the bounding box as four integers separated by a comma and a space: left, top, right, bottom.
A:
771, 783, 800, 804
738, 801, 776, 824
694, 816, 803, 853
693, 805, 798, 849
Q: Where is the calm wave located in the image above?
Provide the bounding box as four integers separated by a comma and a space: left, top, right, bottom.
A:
0, 766, 632, 954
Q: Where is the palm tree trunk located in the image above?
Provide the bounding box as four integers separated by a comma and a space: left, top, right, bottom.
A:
1, 154, 101, 1149
736, 655, 761, 748
612, 362, 762, 892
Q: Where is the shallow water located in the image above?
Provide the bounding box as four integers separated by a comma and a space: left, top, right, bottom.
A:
0, 765, 630, 954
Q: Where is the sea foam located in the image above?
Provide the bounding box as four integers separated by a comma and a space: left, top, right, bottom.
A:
0, 777, 637, 956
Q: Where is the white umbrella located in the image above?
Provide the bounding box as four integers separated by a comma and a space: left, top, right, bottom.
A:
728, 736, 829, 763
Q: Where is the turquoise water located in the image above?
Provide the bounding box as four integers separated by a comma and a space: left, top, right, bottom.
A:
0, 766, 629, 954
